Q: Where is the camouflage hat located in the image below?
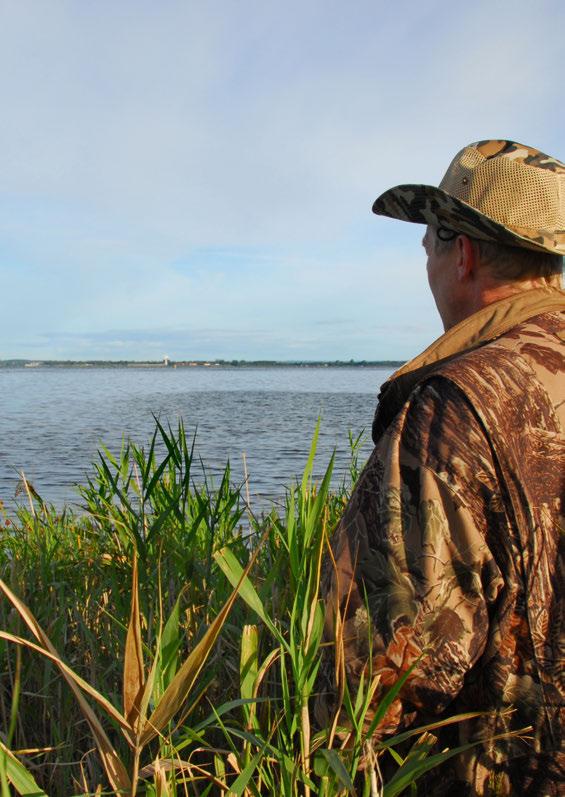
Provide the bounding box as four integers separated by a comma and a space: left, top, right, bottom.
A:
372, 140, 565, 255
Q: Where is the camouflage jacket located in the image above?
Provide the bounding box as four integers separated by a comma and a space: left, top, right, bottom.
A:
320, 287, 565, 796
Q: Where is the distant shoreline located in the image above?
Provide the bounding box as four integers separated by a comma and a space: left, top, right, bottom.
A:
0, 358, 405, 369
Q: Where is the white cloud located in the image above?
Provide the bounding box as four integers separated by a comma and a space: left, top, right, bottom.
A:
0, 0, 563, 358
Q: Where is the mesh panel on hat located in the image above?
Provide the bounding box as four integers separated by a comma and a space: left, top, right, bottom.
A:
439, 147, 484, 203
468, 158, 565, 231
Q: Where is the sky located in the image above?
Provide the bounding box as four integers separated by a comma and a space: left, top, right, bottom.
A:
1, 0, 564, 361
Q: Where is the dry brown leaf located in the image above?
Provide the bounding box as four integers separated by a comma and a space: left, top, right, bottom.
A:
227, 752, 240, 774
123, 553, 145, 730
154, 757, 170, 797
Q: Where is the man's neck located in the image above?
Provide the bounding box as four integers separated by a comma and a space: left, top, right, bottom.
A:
445, 276, 562, 330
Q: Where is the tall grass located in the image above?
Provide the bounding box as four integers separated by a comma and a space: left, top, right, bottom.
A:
0, 420, 515, 796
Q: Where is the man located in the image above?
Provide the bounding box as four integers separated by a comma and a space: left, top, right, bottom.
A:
320, 140, 565, 795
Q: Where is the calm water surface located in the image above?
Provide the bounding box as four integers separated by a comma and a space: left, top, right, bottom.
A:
0, 367, 394, 511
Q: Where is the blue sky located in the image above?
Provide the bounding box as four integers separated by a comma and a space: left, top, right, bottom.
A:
1, 0, 563, 361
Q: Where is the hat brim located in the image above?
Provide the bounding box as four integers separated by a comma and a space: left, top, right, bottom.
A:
373, 184, 562, 255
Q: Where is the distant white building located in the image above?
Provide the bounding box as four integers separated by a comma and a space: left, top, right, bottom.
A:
163, 355, 170, 366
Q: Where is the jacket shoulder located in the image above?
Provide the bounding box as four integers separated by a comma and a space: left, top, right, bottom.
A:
431, 311, 565, 431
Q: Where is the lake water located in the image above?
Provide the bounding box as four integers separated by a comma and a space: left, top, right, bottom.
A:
0, 366, 394, 512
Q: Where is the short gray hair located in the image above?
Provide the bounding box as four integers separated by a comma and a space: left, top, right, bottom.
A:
431, 226, 564, 282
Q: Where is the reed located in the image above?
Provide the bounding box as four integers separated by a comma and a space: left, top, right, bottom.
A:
0, 420, 513, 796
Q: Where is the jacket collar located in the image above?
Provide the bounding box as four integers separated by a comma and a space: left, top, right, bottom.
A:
372, 286, 565, 444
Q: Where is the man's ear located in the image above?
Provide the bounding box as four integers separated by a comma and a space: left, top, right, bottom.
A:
455, 234, 476, 281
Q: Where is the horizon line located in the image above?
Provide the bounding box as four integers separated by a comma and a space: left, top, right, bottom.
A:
0, 357, 405, 367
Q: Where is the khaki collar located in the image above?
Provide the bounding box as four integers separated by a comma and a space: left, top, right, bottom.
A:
372, 286, 565, 443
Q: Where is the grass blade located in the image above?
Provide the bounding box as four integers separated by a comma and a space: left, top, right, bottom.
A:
382, 728, 530, 797
317, 749, 355, 793
140, 540, 264, 746
0, 631, 131, 734
214, 545, 283, 647
0, 581, 131, 793
0, 741, 48, 796
301, 419, 321, 498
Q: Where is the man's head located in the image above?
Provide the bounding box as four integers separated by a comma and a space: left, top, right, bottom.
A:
422, 223, 563, 329
373, 140, 565, 328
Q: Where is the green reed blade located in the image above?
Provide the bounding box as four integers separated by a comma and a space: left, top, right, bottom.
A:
0, 741, 48, 796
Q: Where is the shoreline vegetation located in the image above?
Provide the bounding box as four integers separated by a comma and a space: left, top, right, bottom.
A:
0, 420, 504, 796
0, 358, 405, 369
